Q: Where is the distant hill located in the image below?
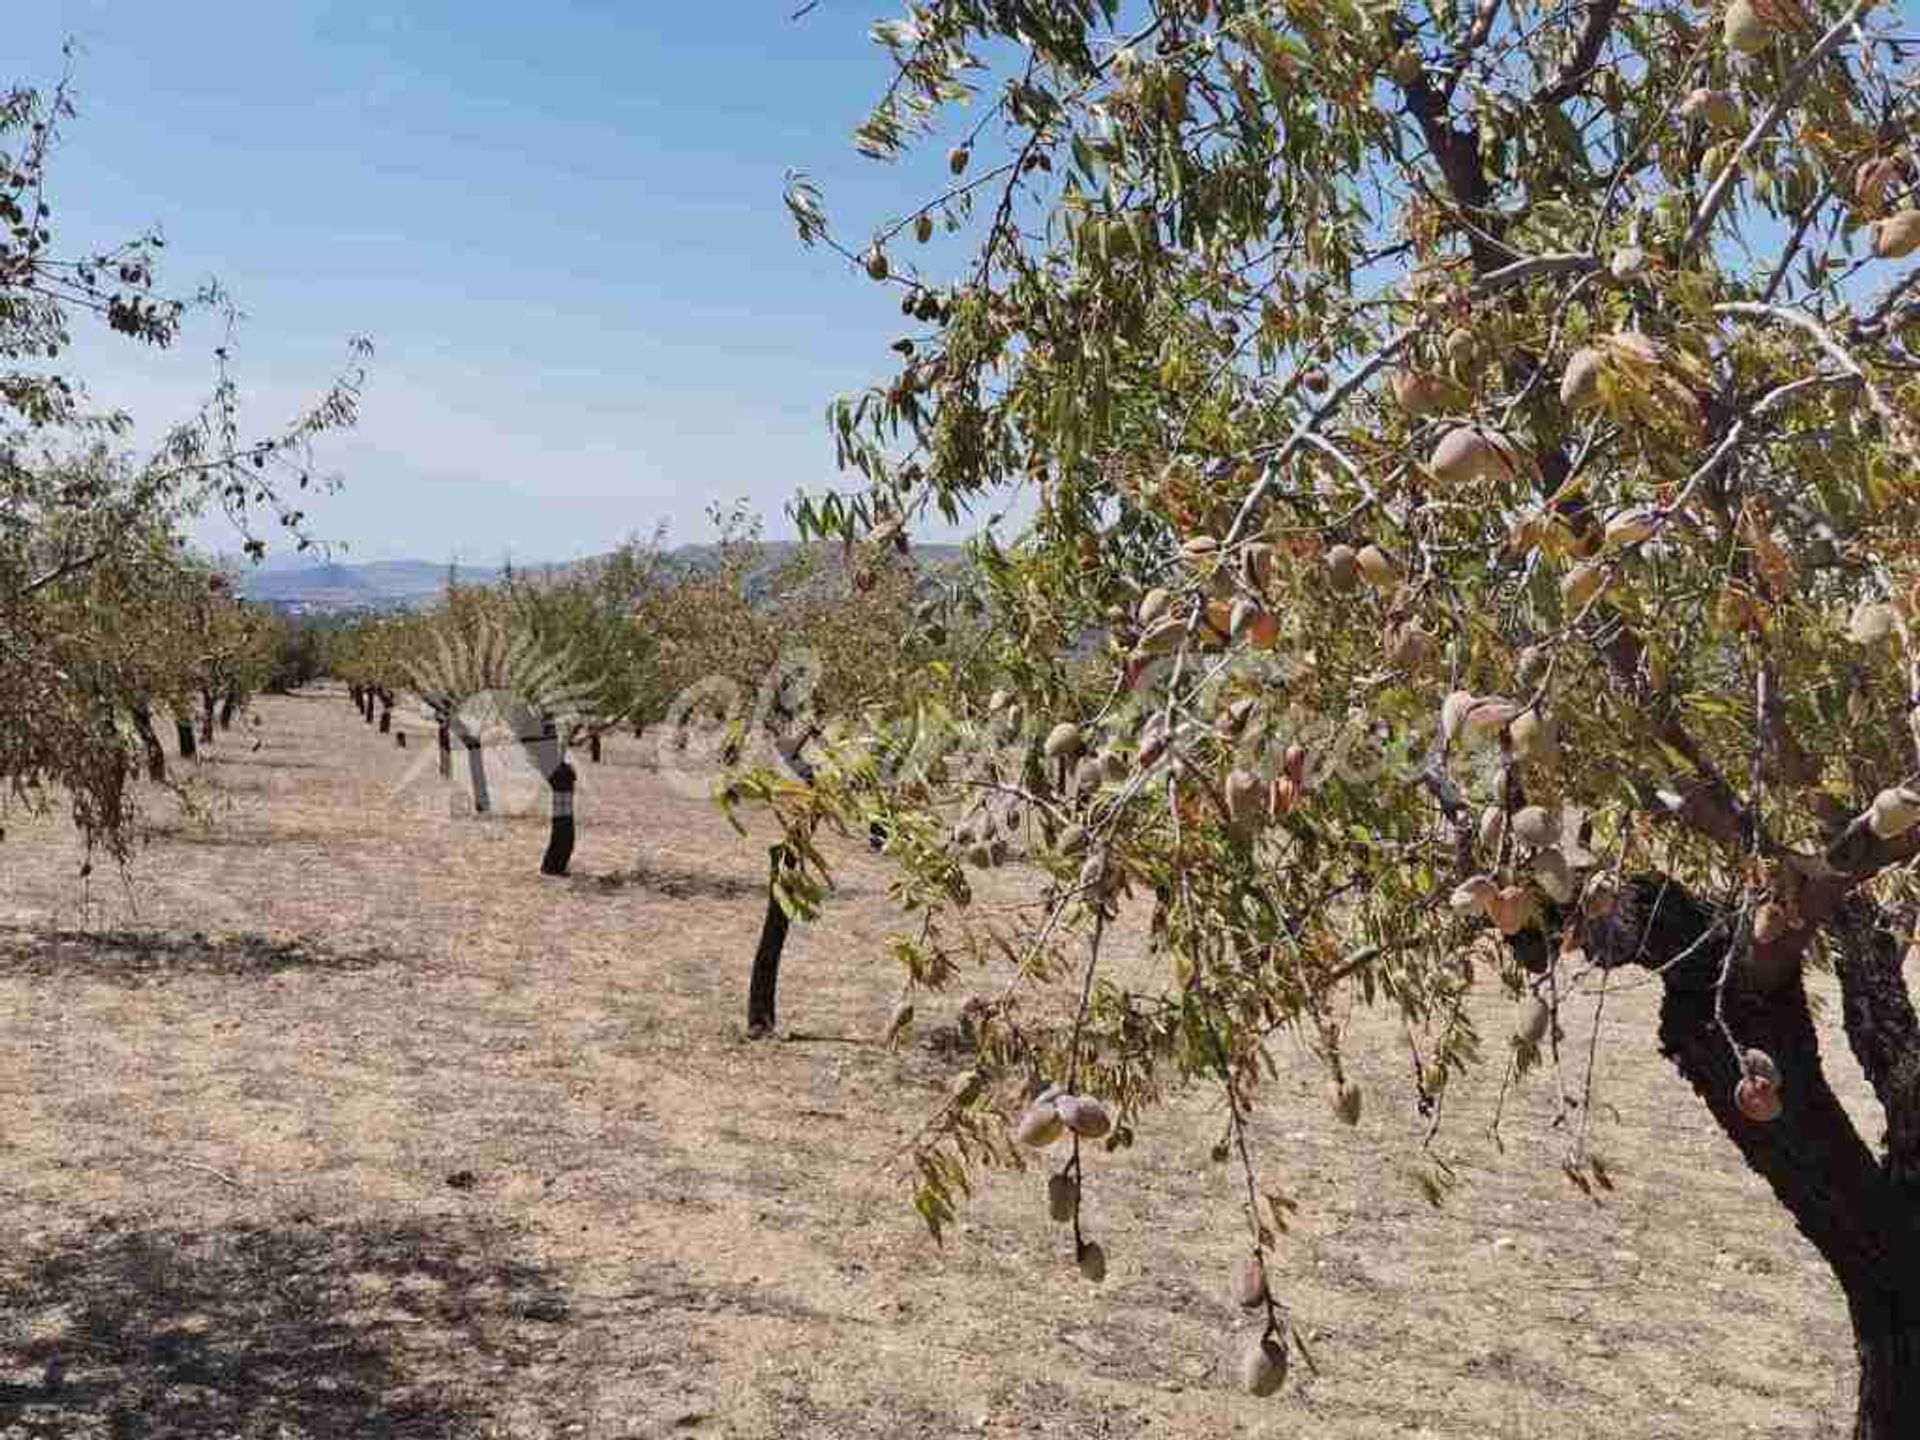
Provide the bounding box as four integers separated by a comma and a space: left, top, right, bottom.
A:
231, 542, 969, 615
235, 561, 504, 613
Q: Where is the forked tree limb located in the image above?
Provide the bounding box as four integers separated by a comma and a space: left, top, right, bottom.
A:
1827, 899, 1920, 1193
1584, 878, 1916, 1290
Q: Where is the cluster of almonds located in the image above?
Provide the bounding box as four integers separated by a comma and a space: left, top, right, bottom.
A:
1014, 1085, 1115, 1148
1012, 1086, 1117, 1282
1019, 1079, 1305, 1397
1121, 535, 1285, 665
1223, 742, 1311, 833
1227, 1251, 1291, 1397
1321, 540, 1398, 593
951, 800, 1019, 869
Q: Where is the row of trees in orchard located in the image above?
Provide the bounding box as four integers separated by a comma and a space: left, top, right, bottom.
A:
319, 512, 952, 1024
761, 0, 1920, 1429
1, 64, 368, 858
316, 514, 936, 898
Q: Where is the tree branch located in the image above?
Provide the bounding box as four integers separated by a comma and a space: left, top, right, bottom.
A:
1584, 878, 1909, 1288
1533, 0, 1624, 106
1683, 0, 1876, 256
1717, 300, 1911, 449
1827, 900, 1920, 1190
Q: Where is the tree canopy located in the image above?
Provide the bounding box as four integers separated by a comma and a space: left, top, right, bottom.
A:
779, 0, 1920, 1425
0, 65, 368, 854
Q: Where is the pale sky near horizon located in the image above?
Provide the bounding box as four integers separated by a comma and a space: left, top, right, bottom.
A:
17, 2, 972, 565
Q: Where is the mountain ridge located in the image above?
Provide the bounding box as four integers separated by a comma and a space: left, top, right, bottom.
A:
230, 541, 969, 614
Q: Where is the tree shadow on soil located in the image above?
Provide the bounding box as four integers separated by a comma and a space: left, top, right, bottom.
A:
0, 927, 411, 983
570, 860, 768, 902
0, 1216, 572, 1439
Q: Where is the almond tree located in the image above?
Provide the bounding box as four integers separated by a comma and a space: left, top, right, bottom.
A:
2, 64, 367, 856
648, 508, 956, 1032
780, 1, 1920, 1429
389, 580, 608, 871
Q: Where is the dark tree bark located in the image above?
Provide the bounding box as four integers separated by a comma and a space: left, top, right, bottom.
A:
746, 733, 817, 1037
519, 722, 576, 877
541, 760, 576, 875
747, 847, 794, 1037
445, 715, 489, 813
175, 718, 197, 759
130, 703, 166, 782
1584, 881, 1920, 1438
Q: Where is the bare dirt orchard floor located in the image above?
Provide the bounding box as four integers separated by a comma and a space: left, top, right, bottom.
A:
0, 686, 1879, 1437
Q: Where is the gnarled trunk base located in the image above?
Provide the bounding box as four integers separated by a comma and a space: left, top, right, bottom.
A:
1585, 879, 1920, 1439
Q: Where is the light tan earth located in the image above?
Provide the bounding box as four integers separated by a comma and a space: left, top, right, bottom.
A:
0, 686, 1874, 1437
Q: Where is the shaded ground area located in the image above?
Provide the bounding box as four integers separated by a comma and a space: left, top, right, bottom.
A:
0, 927, 409, 983
570, 860, 768, 903
0, 687, 1869, 1436
0, 1217, 569, 1439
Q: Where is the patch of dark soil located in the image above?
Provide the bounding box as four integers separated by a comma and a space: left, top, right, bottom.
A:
0, 928, 411, 983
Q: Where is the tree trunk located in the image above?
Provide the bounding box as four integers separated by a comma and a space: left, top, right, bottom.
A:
176, 718, 197, 759
447, 718, 489, 813
437, 720, 452, 780
519, 723, 576, 876
1583, 879, 1920, 1438
1852, 1289, 1920, 1438
541, 761, 576, 876
130, 703, 166, 782
748, 847, 794, 1037
199, 690, 216, 744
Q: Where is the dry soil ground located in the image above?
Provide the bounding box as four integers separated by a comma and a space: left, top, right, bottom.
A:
0, 686, 1882, 1438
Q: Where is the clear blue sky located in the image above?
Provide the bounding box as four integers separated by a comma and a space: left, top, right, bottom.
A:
18, 2, 961, 564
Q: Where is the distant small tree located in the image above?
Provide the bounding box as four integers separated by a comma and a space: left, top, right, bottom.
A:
640, 505, 950, 1033
260, 612, 328, 695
